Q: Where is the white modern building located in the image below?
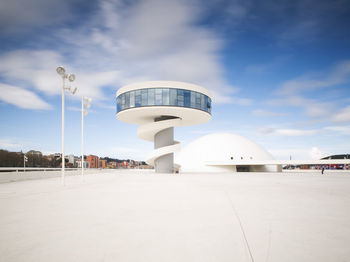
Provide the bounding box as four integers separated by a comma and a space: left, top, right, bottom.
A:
116, 81, 350, 173
175, 133, 279, 172
116, 81, 212, 173
176, 132, 350, 172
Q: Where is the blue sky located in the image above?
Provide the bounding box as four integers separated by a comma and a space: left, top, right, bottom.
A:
0, 0, 350, 160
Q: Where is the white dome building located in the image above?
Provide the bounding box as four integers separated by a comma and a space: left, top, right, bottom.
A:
175, 133, 279, 172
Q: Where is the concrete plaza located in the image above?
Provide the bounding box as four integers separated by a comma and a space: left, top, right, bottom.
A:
1, 171, 350, 261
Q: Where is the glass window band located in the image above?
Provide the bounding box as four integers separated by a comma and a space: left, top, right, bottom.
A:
117, 88, 211, 114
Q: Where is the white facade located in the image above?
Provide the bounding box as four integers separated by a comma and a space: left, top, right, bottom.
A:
67, 154, 75, 164
175, 133, 278, 172
76, 160, 90, 168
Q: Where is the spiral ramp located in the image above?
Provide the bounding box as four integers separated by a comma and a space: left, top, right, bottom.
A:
138, 118, 182, 172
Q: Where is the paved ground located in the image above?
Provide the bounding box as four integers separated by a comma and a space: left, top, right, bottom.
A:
0, 169, 106, 183
1, 171, 350, 262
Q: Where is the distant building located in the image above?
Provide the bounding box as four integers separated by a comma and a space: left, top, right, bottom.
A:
107, 161, 117, 168
76, 160, 90, 168
321, 154, 350, 160
67, 154, 75, 165
99, 159, 107, 168
86, 155, 99, 168
74, 156, 80, 167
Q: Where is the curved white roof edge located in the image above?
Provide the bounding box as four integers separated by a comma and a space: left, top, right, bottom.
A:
116, 81, 212, 98
189, 132, 275, 159
116, 105, 211, 125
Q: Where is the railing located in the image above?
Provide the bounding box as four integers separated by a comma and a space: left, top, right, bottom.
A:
0, 167, 147, 173
0, 167, 108, 184
0, 167, 80, 173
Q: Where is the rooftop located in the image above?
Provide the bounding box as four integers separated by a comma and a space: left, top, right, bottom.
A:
1, 170, 350, 261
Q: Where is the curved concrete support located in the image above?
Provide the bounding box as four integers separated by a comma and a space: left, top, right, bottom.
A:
138, 118, 182, 141
147, 142, 181, 167
139, 118, 182, 173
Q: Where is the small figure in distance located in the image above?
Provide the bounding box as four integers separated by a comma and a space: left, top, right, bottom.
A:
321, 166, 325, 175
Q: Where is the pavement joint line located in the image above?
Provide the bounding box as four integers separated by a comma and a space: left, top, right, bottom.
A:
225, 190, 255, 262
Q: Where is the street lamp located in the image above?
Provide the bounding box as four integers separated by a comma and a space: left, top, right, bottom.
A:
24, 154, 28, 172
57, 66, 77, 185
81, 96, 92, 178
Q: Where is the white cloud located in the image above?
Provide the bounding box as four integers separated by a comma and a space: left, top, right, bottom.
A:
67, 106, 97, 114
67, 106, 81, 112
324, 125, 350, 135
266, 61, 350, 122
309, 146, 328, 160
0, 139, 23, 150
0, 83, 51, 110
0, 0, 84, 34
229, 96, 253, 106
245, 55, 292, 75
0, 50, 121, 101
267, 95, 333, 118
332, 106, 350, 123
0, 50, 63, 95
55, 0, 238, 103
257, 127, 318, 136
279, 20, 320, 44
279, 60, 350, 95
0, 0, 242, 108
269, 147, 327, 160
74, 70, 121, 100
268, 148, 310, 160
252, 109, 286, 117
275, 129, 318, 136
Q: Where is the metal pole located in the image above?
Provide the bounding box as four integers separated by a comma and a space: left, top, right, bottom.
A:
61, 76, 65, 186
81, 96, 84, 178
24, 155, 26, 173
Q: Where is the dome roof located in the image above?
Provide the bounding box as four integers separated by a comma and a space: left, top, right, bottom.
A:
175, 133, 274, 172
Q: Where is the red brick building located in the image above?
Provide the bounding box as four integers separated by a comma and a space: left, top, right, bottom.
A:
86, 155, 99, 168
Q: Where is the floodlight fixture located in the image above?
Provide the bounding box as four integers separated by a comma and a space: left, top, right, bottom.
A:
68, 74, 76, 82
56, 66, 66, 76
71, 86, 77, 94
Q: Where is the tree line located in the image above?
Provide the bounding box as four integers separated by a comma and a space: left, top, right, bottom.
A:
0, 149, 61, 168
0, 149, 147, 168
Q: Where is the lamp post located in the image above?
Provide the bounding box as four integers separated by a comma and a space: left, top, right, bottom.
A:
24, 155, 28, 172
81, 96, 92, 178
56, 66, 77, 186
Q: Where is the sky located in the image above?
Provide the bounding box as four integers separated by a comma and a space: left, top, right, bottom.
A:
0, 0, 350, 161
